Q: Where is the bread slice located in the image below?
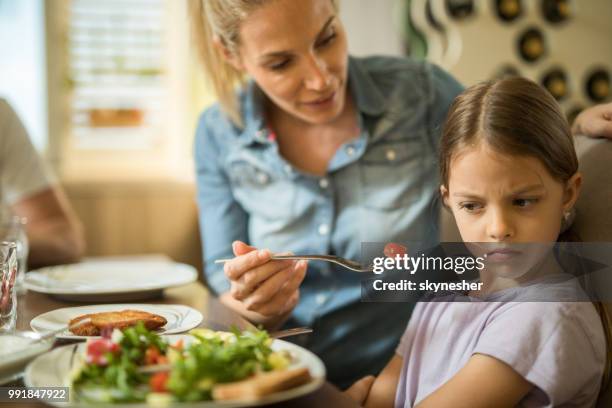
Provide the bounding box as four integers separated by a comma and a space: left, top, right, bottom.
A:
212, 367, 312, 401
69, 309, 167, 336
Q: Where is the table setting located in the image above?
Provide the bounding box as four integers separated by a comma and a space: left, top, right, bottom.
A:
0, 246, 358, 408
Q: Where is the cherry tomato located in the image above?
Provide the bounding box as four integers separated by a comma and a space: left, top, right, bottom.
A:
86, 338, 120, 366
384, 243, 407, 258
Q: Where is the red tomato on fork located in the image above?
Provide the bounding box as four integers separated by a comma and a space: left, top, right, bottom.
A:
384, 243, 407, 258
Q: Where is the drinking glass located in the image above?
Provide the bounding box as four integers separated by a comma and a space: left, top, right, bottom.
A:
0, 215, 29, 291
0, 241, 18, 332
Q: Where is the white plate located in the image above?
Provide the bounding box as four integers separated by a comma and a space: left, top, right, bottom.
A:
30, 304, 203, 340
24, 259, 198, 302
25, 334, 326, 408
0, 334, 53, 385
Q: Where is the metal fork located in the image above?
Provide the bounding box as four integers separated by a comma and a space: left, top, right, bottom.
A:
214, 255, 373, 273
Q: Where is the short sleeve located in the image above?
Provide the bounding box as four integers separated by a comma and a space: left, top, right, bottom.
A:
396, 303, 424, 357
473, 302, 605, 407
0, 99, 52, 205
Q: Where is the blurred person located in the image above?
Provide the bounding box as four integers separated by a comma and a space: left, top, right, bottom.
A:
0, 98, 84, 268
573, 101, 612, 139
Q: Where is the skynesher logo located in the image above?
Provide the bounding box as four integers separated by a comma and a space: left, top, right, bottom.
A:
372, 254, 486, 275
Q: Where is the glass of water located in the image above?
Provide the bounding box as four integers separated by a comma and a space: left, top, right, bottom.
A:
0, 241, 18, 332
0, 216, 29, 291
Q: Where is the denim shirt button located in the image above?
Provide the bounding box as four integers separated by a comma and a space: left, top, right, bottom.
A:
345, 145, 356, 156
315, 294, 327, 305
256, 172, 269, 184
386, 148, 397, 162
319, 178, 329, 189
318, 224, 330, 236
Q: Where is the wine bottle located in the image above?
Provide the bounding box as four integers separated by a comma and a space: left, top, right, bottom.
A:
566, 105, 584, 127
517, 28, 546, 63
542, 0, 571, 24
541, 68, 568, 101
492, 64, 521, 80
496, 0, 523, 22
445, 0, 475, 20
585, 69, 610, 103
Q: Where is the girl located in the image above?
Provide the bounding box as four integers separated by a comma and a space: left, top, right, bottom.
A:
352, 77, 610, 407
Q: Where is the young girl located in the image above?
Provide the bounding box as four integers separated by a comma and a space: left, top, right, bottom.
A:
350, 77, 610, 407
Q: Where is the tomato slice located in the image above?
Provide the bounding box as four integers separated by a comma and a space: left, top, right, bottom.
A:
145, 346, 161, 365
149, 372, 170, 393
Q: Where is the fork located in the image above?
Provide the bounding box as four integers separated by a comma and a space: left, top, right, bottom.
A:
214, 255, 373, 273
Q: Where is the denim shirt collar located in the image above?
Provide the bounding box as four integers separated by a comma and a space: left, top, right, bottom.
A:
347, 55, 387, 117
240, 82, 269, 145
239, 56, 387, 145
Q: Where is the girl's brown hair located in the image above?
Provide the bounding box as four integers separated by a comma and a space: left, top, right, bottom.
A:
439, 76, 612, 396
440, 77, 577, 187
189, 0, 339, 128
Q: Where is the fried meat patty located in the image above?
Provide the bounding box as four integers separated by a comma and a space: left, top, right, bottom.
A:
69, 309, 167, 336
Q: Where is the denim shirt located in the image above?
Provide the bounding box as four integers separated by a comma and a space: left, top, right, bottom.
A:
194, 55, 463, 387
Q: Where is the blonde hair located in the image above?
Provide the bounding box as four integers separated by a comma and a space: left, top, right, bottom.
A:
189, 0, 339, 128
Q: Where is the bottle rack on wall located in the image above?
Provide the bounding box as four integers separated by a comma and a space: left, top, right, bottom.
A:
405, 0, 611, 122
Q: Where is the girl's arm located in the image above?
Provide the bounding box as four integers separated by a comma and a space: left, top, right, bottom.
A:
363, 355, 403, 408
415, 354, 532, 408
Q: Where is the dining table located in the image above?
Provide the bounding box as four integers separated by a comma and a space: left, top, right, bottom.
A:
8, 281, 360, 408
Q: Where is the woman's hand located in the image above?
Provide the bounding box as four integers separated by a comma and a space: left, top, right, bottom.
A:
221, 241, 307, 327
572, 102, 612, 139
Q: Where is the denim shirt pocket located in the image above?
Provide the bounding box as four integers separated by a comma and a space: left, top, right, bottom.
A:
359, 136, 425, 210
226, 156, 296, 220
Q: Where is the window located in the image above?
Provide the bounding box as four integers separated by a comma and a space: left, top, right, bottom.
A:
0, 0, 47, 151
47, 0, 193, 180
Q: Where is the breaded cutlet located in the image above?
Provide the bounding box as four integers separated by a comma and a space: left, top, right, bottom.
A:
69, 309, 167, 336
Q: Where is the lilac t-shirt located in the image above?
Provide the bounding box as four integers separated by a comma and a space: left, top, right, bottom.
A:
394, 281, 606, 407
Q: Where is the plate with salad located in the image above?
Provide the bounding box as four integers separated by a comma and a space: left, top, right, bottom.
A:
24, 323, 325, 407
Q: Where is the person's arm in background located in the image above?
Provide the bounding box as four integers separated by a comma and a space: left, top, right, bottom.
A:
571, 102, 612, 138
0, 99, 84, 268
194, 110, 306, 330
12, 187, 85, 269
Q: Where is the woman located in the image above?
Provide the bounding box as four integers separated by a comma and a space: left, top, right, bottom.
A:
190, 0, 601, 387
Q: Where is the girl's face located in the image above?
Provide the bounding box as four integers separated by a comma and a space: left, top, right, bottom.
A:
441, 143, 581, 279
228, 0, 349, 125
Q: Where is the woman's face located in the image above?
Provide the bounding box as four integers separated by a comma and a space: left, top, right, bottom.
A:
231, 0, 349, 125
441, 143, 581, 279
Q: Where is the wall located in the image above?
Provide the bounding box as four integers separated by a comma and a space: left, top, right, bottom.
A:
340, 0, 404, 56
